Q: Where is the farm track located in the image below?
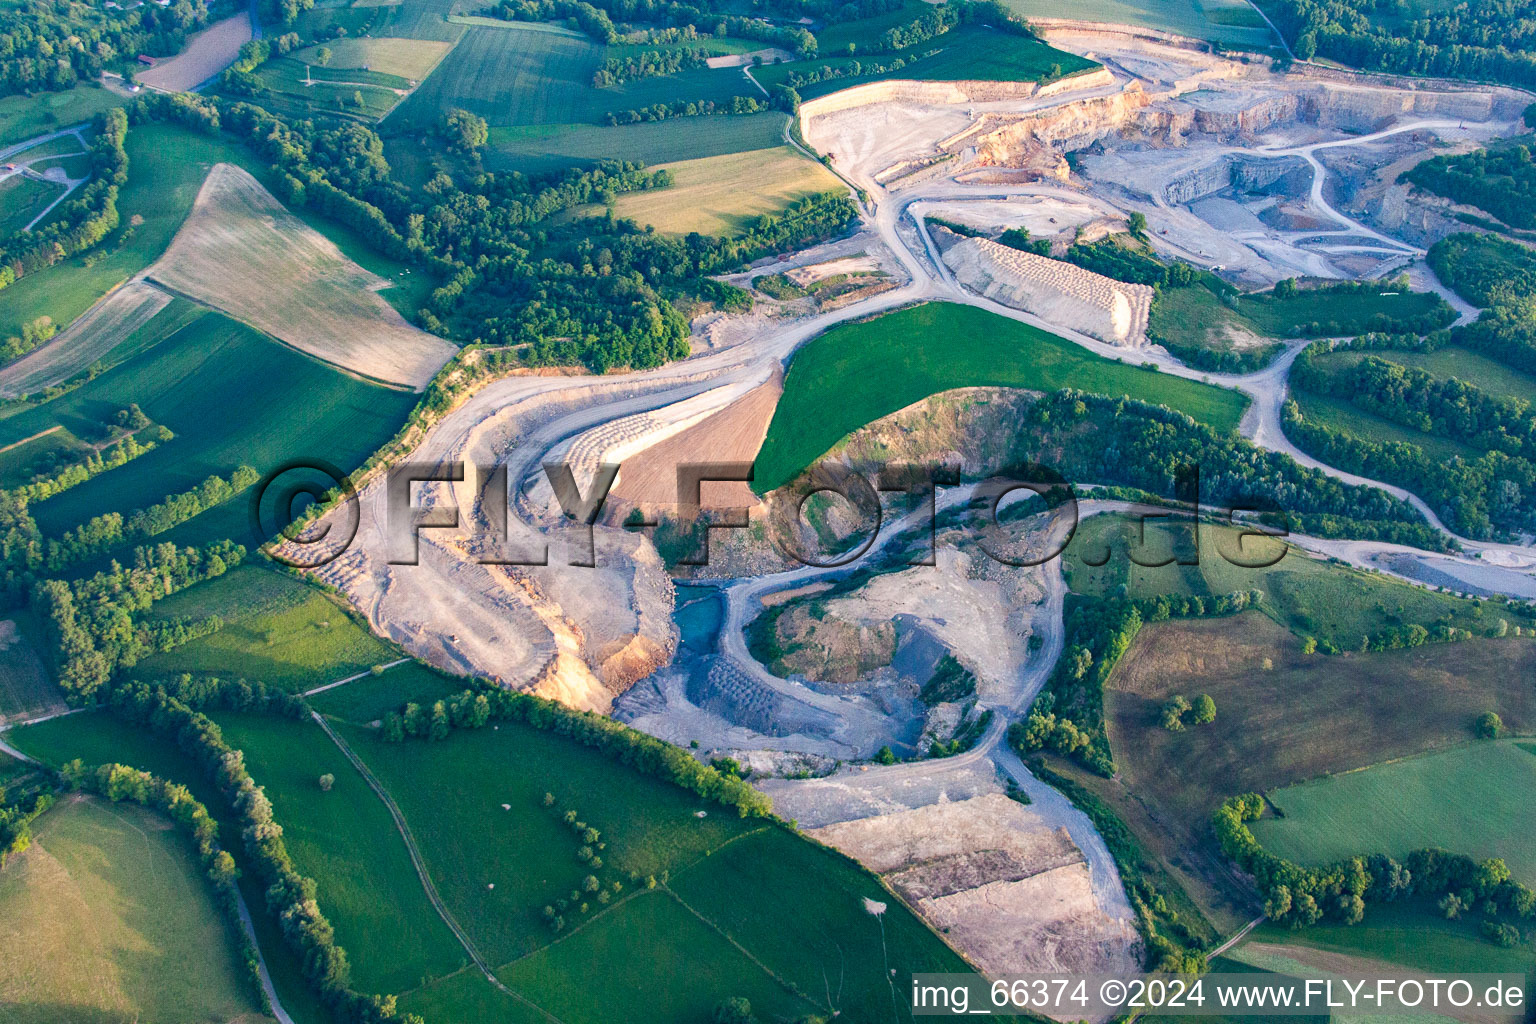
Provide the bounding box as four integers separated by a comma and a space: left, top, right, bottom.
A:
309, 712, 566, 1023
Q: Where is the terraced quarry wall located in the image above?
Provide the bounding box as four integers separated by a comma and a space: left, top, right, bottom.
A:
943, 237, 1153, 346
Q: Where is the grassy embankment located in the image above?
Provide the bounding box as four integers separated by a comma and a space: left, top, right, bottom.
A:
753, 301, 1250, 491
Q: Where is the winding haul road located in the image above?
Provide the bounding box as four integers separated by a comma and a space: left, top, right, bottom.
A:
312, 66, 1531, 941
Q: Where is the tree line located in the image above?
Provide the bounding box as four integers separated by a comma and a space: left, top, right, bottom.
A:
34, 539, 246, 701
99, 677, 423, 1024
377, 680, 774, 817
591, 46, 712, 85
43, 465, 259, 571
1215, 792, 1536, 933
1262, 0, 1536, 87
1406, 144, 1536, 231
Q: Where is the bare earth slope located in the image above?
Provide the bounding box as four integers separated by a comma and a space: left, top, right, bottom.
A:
147, 163, 455, 389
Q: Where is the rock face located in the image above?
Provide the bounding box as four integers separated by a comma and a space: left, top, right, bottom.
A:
942, 236, 1153, 346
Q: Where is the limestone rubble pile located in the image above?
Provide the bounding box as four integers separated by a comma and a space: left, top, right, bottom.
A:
942, 236, 1153, 346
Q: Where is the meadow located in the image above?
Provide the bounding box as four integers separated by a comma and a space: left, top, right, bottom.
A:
215, 713, 465, 996
0, 175, 64, 237
1148, 280, 1452, 361
1254, 741, 1536, 881
485, 113, 790, 175
2, 309, 416, 551
133, 565, 402, 691
308, 662, 465, 722
338, 719, 987, 1023
1289, 389, 1477, 463
606, 146, 841, 235
0, 796, 268, 1024
752, 301, 1250, 491
751, 23, 1098, 100
390, 21, 766, 132
0, 86, 125, 148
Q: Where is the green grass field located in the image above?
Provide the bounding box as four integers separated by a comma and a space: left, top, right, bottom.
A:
0, 174, 65, 237
1064, 513, 1503, 646
1239, 899, 1536, 975
606, 146, 841, 235
753, 301, 1250, 491
308, 662, 465, 722
1255, 741, 1536, 881
998, 0, 1275, 47
132, 565, 401, 691
214, 712, 464, 996
485, 113, 790, 175
0, 796, 268, 1024
753, 23, 1098, 100
0, 86, 125, 149
2, 309, 416, 551
1149, 282, 1452, 360
336, 719, 987, 1023
1311, 347, 1536, 410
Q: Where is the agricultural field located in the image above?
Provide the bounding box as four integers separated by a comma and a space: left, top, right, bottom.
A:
0, 613, 63, 725
999, 0, 1276, 47
145, 162, 454, 388
0, 425, 93, 488
0, 119, 427, 355
0, 309, 417, 552
485, 112, 790, 175
752, 23, 1099, 100
0, 87, 125, 149
132, 565, 403, 692
246, 37, 455, 123
390, 22, 757, 132
752, 301, 1250, 491
1086, 612, 1536, 922
1063, 513, 1507, 646
606, 146, 841, 235
0, 795, 270, 1024
1254, 741, 1536, 881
